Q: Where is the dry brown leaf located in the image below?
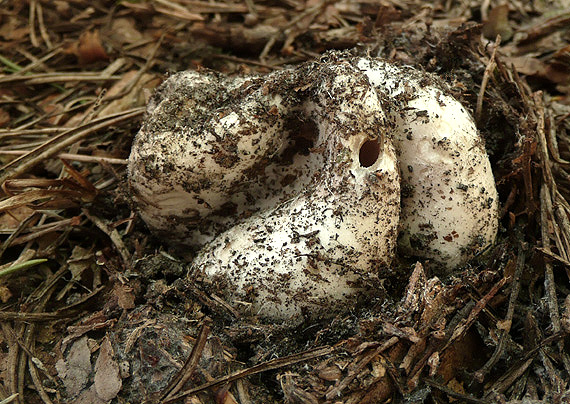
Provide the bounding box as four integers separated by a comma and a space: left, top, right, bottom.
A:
318, 365, 342, 381
98, 71, 158, 117
216, 389, 239, 404
93, 337, 122, 401
0, 205, 34, 228
38, 93, 66, 126
108, 18, 144, 46
113, 283, 135, 311
0, 16, 28, 41
71, 30, 109, 65
374, 2, 402, 27
446, 378, 466, 402
0, 285, 13, 303
55, 336, 92, 398
0, 107, 10, 127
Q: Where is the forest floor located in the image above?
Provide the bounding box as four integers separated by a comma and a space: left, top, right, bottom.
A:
1, 0, 570, 403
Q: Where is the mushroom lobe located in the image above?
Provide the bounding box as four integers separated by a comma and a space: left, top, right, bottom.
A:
358, 58, 499, 270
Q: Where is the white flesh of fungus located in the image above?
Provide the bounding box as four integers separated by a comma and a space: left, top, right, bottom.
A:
358, 58, 499, 269
128, 55, 499, 324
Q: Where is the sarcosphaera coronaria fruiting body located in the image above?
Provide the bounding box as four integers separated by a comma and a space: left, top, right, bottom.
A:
128, 53, 499, 325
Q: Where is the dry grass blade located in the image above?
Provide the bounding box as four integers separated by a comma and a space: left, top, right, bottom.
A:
0, 259, 47, 278
424, 378, 490, 404
172, 0, 253, 13
535, 247, 570, 268
484, 358, 534, 399
0, 72, 121, 85
476, 35, 500, 123
0, 189, 84, 212
0, 107, 144, 185
0, 150, 128, 165
0, 311, 75, 322
7, 218, 80, 247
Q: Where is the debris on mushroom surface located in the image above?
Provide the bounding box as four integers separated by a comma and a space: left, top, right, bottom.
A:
358, 58, 499, 269
128, 53, 499, 324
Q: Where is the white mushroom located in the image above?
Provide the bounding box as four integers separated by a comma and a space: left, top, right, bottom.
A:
130, 59, 400, 324
357, 58, 499, 269
128, 54, 499, 324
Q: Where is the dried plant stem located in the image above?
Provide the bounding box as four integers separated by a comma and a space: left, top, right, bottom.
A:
160, 320, 211, 402
0, 150, 127, 165
82, 208, 131, 269
163, 346, 332, 404
442, 276, 508, 353
540, 185, 565, 331
0, 108, 143, 185
0, 72, 120, 86
325, 337, 398, 400
476, 35, 501, 123
474, 248, 525, 382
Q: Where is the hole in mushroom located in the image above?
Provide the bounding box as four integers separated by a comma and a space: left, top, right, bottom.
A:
280, 116, 318, 165
359, 138, 380, 167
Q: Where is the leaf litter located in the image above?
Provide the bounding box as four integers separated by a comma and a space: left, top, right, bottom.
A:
0, 0, 570, 403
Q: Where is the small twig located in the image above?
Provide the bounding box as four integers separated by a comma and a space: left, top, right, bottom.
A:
535, 246, 570, 268
160, 320, 211, 402
534, 92, 556, 198
476, 35, 501, 124
153, 0, 204, 22
485, 358, 534, 399
424, 378, 490, 404
0, 128, 65, 138
540, 184, 563, 337
326, 336, 399, 400
442, 276, 509, 353
0, 311, 78, 322
82, 209, 132, 270
474, 248, 525, 382
162, 346, 332, 404
183, 281, 241, 319
545, 113, 570, 165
